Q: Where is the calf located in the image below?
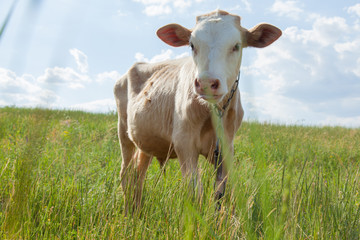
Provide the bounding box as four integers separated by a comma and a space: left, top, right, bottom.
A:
114, 10, 281, 212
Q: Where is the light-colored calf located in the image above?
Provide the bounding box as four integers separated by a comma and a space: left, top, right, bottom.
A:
114, 10, 281, 212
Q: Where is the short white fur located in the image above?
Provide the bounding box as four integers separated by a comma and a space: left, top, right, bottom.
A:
190, 13, 244, 102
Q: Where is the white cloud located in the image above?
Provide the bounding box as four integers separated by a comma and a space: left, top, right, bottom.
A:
133, 0, 171, 16
348, 3, 360, 17
334, 40, 360, 54
242, 92, 313, 125
0, 47, 118, 113
353, 58, 360, 77
96, 71, 122, 83
133, 0, 194, 16
0, 69, 38, 94
243, 92, 360, 127
241, 0, 252, 12
70, 98, 116, 113
144, 4, 172, 16
135, 52, 148, 62
69, 48, 89, 73
135, 49, 189, 63
320, 115, 360, 128
311, 17, 349, 46
270, 0, 303, 19
38, 67, 91, 89
133, 0, 169, 4
280, 16, 350, 47
241, 13, 360, 127
173, 0, 191, 9
0, 68, 60, 107
175, 52, 190, 59
334, 39, 360, 77
0, 65, 115, 112
149, 49, 173, 62
229, 0, 252, 13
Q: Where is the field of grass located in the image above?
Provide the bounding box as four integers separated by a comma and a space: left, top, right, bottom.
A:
0, 107, 359, 239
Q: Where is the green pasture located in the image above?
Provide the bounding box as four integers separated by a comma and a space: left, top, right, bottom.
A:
0, 107, 359, 239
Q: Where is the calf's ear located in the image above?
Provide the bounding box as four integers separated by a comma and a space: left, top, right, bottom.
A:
245, 24, 282, 48
157, 24, 191, 47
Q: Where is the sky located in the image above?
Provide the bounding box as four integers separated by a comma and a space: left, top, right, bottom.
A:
0, 0, 360, 128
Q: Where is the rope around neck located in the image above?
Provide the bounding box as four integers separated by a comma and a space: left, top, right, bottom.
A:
213, 72, 240, 118
212, 71, 240, 209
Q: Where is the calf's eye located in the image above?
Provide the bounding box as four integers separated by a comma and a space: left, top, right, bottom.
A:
190, 42, 195, 51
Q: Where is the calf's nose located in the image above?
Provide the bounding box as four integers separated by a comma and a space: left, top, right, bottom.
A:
195, 78, 221, 95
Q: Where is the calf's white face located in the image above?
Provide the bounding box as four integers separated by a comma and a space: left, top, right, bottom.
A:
157, 10, 282, 103
190, 14, 243, 102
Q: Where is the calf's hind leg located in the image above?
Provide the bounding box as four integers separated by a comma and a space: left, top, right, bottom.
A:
134, 151, 152, 209
118, 121, 137, 214
122, 149, 152, 213
117, 122, 152, 214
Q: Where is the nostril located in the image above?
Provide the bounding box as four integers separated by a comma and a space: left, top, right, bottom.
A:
211, 79, 220, 90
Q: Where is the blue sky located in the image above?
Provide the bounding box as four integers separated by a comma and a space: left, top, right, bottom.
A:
1, 0, 360, 127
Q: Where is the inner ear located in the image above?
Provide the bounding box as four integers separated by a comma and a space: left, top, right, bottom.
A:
156, 24, 191, 47
246, 24, 282, 48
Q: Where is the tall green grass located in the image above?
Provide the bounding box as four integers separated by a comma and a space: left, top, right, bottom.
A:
0, 107, 359, 239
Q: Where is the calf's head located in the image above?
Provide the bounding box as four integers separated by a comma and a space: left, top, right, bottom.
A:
157, 10, 282, 103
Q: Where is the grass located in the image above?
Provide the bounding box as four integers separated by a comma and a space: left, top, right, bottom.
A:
0, 107, 359, 239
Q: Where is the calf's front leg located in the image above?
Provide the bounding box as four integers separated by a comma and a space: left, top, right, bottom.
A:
174, 140, 203, 197
214, 141, 228, 202
213, 141, 233, 210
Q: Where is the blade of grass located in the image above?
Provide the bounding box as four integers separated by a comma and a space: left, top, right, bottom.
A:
0, 0, 18, 40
